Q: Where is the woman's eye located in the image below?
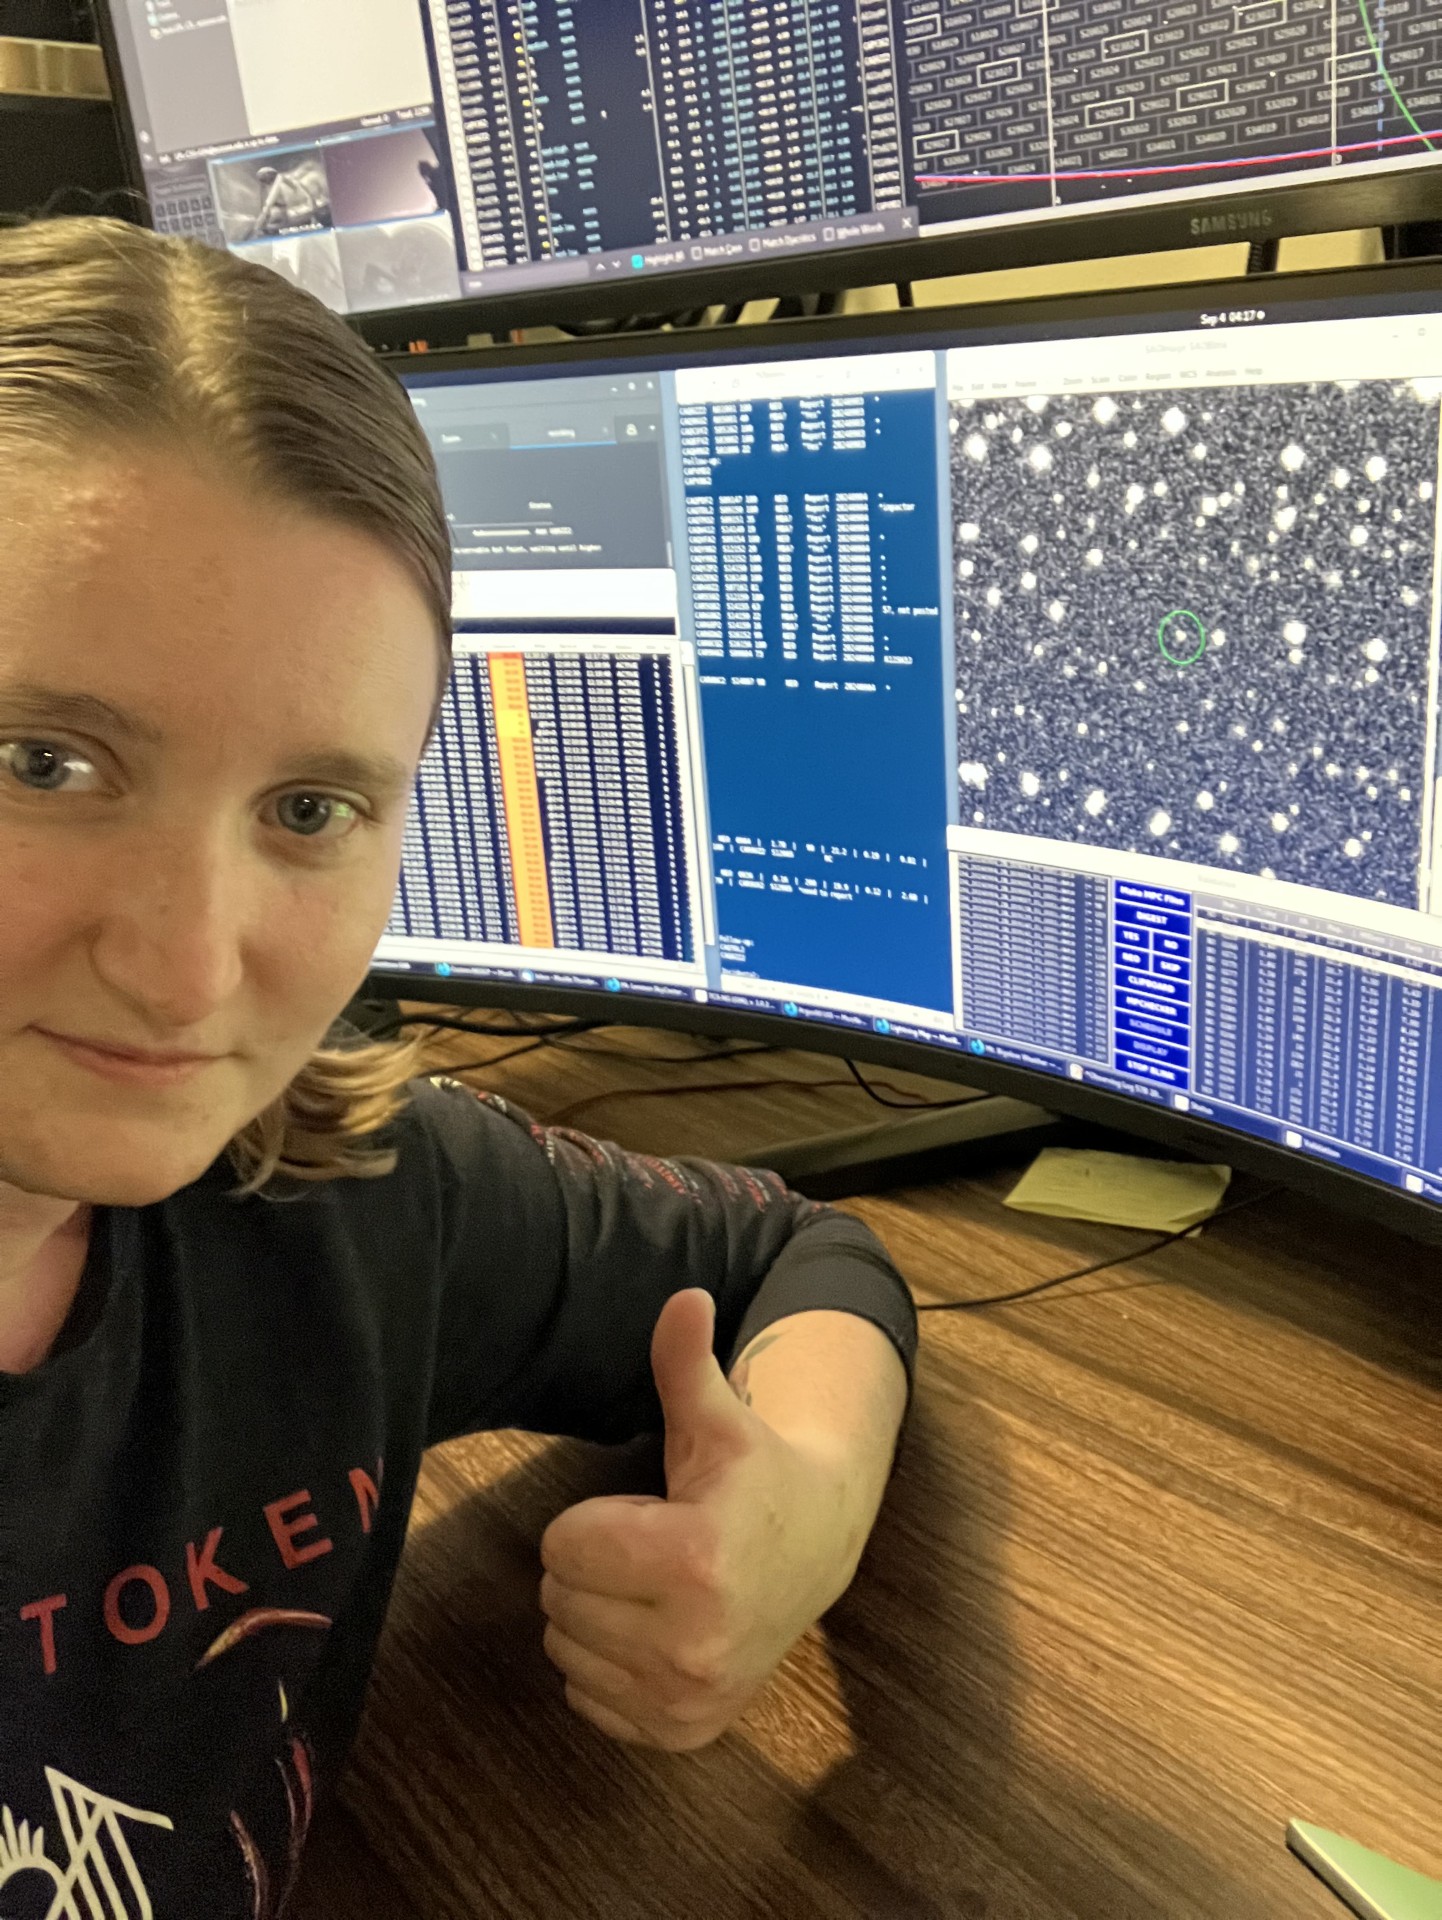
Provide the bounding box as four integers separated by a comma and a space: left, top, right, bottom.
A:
274, 791, 361, 840
0, 739, 99, 793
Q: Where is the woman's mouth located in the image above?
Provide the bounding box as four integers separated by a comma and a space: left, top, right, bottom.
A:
35, 1027, 223, 1088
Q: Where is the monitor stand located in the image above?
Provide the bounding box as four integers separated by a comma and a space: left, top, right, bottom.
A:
737, 1096, 1066, 1199
1287, 1823, 1442, 1920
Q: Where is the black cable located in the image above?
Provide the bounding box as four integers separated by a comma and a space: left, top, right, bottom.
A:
401, 1018, 1277, 1313
413, 1027, 772, 1086
896, 281, 915, 308
918, 1185, 1281, 1313
416, 1037, 556, 1076
382, 1010, 782, 1072
554, 312, 681, 339
385, 1011, 594, 1041
393, 1008, 967, 1091
843, 1056, 991, 1111
555, 1031, 778, 1063
397, 1012, 769, 1057
0, 183, 148, 231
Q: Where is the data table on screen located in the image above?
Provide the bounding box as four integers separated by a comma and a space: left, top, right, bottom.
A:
388, 643, 697, 969
423, 0, 917, 293
376, 274, 1442, 1215
954, 856, 1110, 1062
1194, 912, 1442, 1172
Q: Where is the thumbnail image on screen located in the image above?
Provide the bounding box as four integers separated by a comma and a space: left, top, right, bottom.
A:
101, 0, 460, 314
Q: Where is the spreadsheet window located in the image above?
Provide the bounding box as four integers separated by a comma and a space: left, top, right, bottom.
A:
384, 634, 709, 987
950, 834, 1442, 1197
422, 0, 916, 299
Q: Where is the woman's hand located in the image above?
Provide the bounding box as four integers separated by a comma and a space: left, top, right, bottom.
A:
538, 1288, 865, 1751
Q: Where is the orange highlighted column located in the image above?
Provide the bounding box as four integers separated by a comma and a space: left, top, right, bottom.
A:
488, 653, 555, 950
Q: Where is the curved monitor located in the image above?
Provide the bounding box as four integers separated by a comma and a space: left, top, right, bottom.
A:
371, 260, 1442, 1239
95, 1, 1441, 336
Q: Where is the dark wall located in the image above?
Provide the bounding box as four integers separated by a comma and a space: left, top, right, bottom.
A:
1, 2, 131, 220
0, 97, 130, 217
0, 2, 96, 40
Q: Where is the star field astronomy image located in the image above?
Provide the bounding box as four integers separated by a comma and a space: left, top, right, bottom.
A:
949, 378, 1442, 908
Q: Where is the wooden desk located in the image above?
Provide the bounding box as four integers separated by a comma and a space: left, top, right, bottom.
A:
292, 1019, 1442, 1920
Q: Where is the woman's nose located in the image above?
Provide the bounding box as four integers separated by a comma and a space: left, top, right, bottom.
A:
85, 829, 248, 1031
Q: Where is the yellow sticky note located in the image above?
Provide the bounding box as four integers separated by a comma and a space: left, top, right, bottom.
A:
1003, 1147, 1231, 1232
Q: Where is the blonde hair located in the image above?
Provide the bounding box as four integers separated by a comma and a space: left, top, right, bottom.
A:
0, 216, 454, 1199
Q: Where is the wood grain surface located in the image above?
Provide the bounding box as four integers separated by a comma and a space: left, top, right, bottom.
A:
290, 1012, 1442, 1920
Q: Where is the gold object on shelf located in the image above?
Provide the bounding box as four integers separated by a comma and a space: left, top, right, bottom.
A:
0, 36, 110, 102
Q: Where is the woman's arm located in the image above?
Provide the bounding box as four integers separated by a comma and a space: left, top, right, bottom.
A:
727, 1308, 910, 1594
413, 1076, 919, 1750
417, 1077, 918, 1452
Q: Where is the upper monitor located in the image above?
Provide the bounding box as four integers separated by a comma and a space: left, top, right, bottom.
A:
98, 2, 1442, 323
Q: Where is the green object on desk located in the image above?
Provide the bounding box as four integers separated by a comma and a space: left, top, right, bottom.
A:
1287, 1823, 1442, 1920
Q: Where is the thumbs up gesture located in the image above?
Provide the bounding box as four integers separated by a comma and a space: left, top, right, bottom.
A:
538, 1288, 854, 1751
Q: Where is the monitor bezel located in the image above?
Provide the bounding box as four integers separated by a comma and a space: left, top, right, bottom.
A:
352, 163, 1442, 350
91, 0, 1442, 346
383, 252, 1442, 377
93, 0, 165, 220
373, 969, 1442, 1248
371, 254, 1442, 1246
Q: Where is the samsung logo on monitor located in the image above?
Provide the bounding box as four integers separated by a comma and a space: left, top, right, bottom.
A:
1189, 207, 1277, 237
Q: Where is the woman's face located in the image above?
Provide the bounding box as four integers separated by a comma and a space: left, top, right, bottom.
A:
0, 444, 439, 1208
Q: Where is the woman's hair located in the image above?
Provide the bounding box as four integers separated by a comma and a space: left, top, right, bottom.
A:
0, 217, 455, 1199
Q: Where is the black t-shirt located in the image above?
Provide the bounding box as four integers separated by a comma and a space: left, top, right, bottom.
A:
0, 1075, 916, 1918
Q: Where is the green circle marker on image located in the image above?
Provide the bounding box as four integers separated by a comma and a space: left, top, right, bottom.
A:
1157, 608, 1207, 666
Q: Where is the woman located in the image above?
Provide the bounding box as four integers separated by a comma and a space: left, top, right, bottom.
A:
0, 218, 915, 1917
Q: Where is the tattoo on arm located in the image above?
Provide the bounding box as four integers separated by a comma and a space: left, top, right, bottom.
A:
728, 1329, 785, 1408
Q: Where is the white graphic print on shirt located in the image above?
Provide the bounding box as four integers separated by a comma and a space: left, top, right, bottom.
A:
0, 1766, 173, 1918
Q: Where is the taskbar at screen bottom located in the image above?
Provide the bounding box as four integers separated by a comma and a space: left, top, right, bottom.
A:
369, 959, 1442, 1206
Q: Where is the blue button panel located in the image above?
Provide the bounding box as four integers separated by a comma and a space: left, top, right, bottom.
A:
1113, 881, 1193, 1090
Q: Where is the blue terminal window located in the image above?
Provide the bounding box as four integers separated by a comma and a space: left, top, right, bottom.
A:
672, 352, 953, 1020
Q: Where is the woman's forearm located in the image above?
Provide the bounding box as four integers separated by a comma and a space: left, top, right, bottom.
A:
727, 1308, 910, 1595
